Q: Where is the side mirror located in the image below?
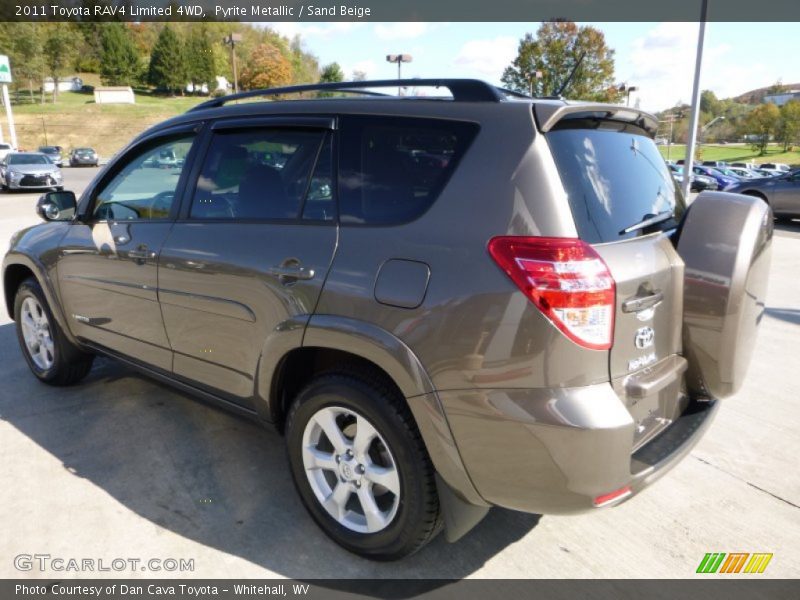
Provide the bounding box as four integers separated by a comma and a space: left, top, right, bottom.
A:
36, 190, 77, 222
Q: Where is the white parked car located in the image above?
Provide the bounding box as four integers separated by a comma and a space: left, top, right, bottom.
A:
0, 143, 16, 161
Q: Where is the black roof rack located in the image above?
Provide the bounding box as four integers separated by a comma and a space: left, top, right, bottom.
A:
188, 79, 506, 112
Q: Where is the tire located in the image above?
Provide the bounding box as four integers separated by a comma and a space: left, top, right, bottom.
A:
285, 371, 441, 560
14, 277, 94, 385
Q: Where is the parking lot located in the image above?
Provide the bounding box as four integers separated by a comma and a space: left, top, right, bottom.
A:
0, 167, 798, 579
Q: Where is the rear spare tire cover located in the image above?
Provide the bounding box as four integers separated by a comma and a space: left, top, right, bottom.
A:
676, 191, 772, 400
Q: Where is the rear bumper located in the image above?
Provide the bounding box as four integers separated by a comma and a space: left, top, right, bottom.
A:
437, 371, 718, 514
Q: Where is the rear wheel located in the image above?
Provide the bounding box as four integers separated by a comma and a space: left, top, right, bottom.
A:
14, 277, 94, 385
285, 372, 441, 560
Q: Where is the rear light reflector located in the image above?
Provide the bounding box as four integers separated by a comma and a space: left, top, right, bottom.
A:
487, 237, 615, 350
593, 486, 632, 507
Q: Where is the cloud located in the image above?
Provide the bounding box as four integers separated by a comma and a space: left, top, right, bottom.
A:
452, 36, 518, 79
342, 59, 379, 79
265, 22, 365, 41
373, 22, 432, 40
625, 22, 783, 113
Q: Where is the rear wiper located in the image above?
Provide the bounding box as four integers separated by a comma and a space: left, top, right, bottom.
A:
619, 210, 674, 235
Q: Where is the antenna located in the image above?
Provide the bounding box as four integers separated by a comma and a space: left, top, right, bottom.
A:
553, 52, 587, 98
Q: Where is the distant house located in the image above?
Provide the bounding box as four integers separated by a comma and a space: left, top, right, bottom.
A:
764, 90, 800, 107
185, 76, 231, 95
94, 86, 135, 104
43, 76, 83, 93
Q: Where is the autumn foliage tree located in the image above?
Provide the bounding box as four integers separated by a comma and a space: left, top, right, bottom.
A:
240, 43, 292, 90
501, 21, 621, 102
743, 103, 781, 154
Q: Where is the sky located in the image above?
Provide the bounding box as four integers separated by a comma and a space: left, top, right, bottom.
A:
264, 22, 799, 112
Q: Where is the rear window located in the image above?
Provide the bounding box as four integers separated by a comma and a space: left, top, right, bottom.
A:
338, 116, 479, 225
547, 119, 686, 243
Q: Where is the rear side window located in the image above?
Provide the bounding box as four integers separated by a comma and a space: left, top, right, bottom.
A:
190, 128, 329, 221
547, 119, 686, 244
338, 116, 478, 225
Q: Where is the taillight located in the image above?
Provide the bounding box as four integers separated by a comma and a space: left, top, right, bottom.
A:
487, 236, 615, 350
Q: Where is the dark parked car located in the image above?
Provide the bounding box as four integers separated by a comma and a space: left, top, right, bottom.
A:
692, 165, 739, 190
0, 152, 63, 191
69, 147, 99, 167
38, 145, 63, 168
727, 169, 800, 221
2, 79, 772, 560
668, 164, 718, 192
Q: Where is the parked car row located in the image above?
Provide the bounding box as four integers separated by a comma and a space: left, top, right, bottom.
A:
0, 146, 101, 193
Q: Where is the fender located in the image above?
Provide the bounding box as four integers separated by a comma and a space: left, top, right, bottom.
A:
3, 224, 81, 348
300, 314, 488, 508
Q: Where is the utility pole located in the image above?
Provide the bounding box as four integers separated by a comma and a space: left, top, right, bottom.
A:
224, 33, 242, 94
682, 0, 709, 200
529, 70, 543, 97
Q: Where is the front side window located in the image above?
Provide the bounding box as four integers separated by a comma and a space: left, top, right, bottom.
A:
190, 128, 329, 221
92, 135, 194, 221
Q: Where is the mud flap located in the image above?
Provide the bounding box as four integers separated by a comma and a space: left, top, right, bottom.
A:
676, 191, 773, 399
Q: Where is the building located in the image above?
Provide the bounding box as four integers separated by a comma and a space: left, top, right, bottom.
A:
763, 90, 800, 107
94, 86, 135, 104
43, 77, 83, 93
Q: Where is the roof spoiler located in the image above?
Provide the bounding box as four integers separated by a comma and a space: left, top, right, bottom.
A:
535, 103, 659, 137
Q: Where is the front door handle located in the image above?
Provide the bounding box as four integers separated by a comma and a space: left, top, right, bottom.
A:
268, 264, 315, 281
128, 246, 157, 262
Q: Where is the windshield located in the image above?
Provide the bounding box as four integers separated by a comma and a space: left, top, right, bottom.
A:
8, 154, 50, 165
546, 118, 685, 244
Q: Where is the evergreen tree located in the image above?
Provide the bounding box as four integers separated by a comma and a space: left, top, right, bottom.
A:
148, 25, 186, 95
100, 23, 140, 86
186, 25, 216, 93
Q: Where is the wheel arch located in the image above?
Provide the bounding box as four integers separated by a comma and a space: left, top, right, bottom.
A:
254, 314, 487, 509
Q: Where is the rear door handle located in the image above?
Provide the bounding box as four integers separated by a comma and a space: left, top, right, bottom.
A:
268, 264, 315, 281
622, 291, 663, 313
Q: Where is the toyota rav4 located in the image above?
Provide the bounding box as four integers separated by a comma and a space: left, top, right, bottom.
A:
3, 79, 772, 560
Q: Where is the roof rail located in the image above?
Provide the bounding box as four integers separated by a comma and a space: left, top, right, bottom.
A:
188, 79, 506, 112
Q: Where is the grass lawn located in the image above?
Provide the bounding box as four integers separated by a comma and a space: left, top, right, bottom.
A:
659, 144, 800, 167
0, 87, 207, 157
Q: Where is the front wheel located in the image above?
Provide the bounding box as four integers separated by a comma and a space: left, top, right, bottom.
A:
285, 372, 441, 560
14, 277, 94, 385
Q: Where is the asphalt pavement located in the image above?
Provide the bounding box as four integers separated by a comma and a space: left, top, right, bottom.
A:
0, 167, 798, 579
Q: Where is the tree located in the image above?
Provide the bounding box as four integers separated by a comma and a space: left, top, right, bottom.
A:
778, 100, 800, 151
43, 26, 74, 103
768, 79, 787, 96
185, 25, 216, 93
319, 62, 344, 83
700, 90, 721, 115
742, 103, 781, 154
10, 23, 45, 102
148, 25, 186, 95
501, 22, 620, 101
352, 70, 367, 82
240, 43, 292, 90
100, 23, 141, 86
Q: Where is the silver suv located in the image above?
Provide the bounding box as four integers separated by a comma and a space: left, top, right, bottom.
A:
2, 80, 772, 560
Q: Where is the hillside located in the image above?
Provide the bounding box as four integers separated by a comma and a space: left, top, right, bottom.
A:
734, 83, 800, 105
2, 90, 206, 157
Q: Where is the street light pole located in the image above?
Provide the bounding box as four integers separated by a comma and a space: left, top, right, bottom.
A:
386, 54, 412, 95
682, 0, 709, 200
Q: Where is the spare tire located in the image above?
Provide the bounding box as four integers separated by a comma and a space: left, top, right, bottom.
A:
676, 191, 773, 400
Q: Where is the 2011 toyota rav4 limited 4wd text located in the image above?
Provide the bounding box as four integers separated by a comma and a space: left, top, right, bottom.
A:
3, 79, 772, 560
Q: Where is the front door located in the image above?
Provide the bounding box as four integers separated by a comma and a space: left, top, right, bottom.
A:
158, 118, 338, 406
57, 131, 197, 371
771, 171, 800, 214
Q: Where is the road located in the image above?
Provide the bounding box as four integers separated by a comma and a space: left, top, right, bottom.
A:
0, 167, 798, 579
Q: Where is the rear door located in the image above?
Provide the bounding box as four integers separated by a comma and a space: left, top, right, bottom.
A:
157, 117, 337, 407
546, 117, 687, 447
